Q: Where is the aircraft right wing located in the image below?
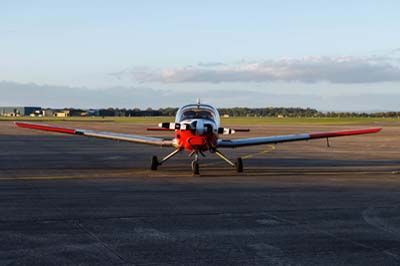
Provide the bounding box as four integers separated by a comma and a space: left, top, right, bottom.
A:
216, 127, 382, 148
15, 122, 175, 147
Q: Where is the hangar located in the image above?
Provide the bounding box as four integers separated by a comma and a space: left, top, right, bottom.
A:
0, 106, 41, 117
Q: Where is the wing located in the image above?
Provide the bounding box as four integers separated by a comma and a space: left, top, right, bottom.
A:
217, 127, 382, 148
15, 122, 175, 147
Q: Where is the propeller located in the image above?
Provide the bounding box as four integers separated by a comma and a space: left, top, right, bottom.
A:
157, 121, 213, 134
156, 122, 241, 135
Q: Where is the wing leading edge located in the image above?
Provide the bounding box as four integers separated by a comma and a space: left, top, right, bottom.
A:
15, 122, 174, 147
16, 122, 381, 148
217, 127, 382, 148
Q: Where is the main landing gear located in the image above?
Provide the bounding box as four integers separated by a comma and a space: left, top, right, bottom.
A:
214, 149, 243, 173
150, 148, 181, 171
236, 157, 243, 173
150, 148, 244, 175
150, 156, 159, 170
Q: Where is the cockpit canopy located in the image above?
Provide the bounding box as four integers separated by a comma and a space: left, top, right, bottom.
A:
175, 104, 220, 125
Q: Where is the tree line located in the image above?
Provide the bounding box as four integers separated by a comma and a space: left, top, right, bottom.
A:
90, 107, 400, 118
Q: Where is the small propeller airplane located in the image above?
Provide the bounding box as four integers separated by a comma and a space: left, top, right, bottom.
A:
15, 100, 382, 175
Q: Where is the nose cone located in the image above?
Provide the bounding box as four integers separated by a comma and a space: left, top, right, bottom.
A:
190, 120, 197, 131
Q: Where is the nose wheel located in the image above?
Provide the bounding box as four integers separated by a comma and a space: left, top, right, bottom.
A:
191, 153, 200, 175
151, 149, 242, 175
191, 160, 200, 175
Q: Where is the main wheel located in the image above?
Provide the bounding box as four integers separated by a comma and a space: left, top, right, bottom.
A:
151, 156, 159, 170
235, 157, 243, 173
191, 161, 200, 175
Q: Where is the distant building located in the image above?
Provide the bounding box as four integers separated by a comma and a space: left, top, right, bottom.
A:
88, 109, 99, 116
29, 110, 45, 117
0, 106, 41, 116
69, 109, 88, 117
42, 108, 86, 117
43, 109, 56, 117
54, 110, 70, 117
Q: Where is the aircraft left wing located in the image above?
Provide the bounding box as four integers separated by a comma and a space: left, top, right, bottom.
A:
217, 127, 382, 148
15, 122, 174, 147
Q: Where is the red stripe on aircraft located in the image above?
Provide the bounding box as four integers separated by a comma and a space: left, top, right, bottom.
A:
15, 122, 76, 134
146, 128, 174, 131
309, 127, 382, 139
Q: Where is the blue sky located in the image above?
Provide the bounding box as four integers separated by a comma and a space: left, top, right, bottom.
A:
1, 1, 400, 110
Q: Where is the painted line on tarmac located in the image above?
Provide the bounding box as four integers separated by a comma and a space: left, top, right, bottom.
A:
0, 169, 390, 181
202, 145, 276, 167
242, 145, 276, 159
0, 176, 100, 181
242, 171, 389, 176
0, 170, 150, 181
0, 170, 199, 181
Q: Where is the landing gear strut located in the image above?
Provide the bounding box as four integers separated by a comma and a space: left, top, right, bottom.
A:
151, 148, 243, 175
150, 148, 181, 171
215, 149, 244, 173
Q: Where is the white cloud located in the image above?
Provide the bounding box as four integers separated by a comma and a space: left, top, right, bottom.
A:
115, 54, 400, 84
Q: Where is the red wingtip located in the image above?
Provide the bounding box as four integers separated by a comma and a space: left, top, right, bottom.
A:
310, 127, 382, 139
15, 121, 76, 134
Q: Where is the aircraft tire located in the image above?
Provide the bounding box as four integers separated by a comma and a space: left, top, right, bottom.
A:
235, 157, 243, 173
151, 156, 159, 170
192, 161, 200, 175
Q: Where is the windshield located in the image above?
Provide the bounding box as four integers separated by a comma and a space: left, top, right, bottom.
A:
176, 104, 220, 125
182, 110, 213, 120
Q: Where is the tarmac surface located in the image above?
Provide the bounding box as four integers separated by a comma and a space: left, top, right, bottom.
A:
1, 120, 400, 266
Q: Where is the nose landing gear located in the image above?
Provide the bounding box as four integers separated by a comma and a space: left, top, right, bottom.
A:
191, 152, 200, 175
191, 160, 200, 175
151, 148, 243, 175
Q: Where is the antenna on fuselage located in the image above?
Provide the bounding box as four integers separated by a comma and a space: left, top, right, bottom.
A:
196, 98, 200, 108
